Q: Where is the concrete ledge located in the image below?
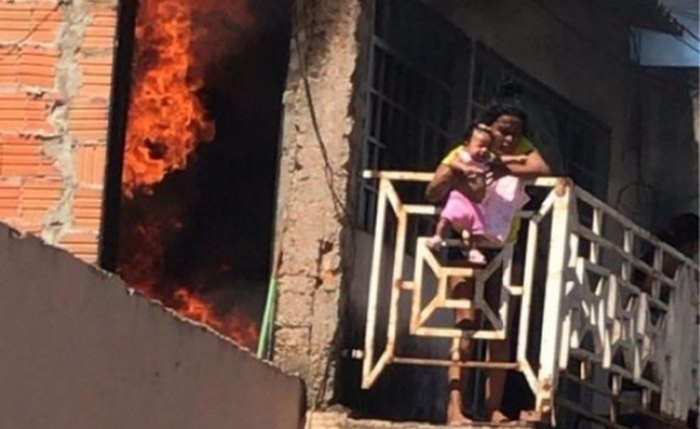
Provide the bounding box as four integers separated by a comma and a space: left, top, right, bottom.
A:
308, 412, 538, 429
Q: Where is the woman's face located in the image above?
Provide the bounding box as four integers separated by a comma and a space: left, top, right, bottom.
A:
491, 114, 523, 153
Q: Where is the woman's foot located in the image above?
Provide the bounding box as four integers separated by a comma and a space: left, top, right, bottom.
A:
447, 390, 473, 425
447, 411, 474, 426
490, 409, 511, 424
447, 407, 473, 425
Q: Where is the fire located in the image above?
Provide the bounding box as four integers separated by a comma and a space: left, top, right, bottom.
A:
117, 0, 259, 350
173, 288, 258, 350
122, 0, 215, 198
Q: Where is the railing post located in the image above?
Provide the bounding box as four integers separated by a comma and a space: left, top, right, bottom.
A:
536, 180, 574, 419
362, 178, 388, 388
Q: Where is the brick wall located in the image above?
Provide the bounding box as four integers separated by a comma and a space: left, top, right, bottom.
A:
0, 0, 117, 262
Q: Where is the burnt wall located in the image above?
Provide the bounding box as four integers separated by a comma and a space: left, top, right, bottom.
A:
0, 222, 305, 429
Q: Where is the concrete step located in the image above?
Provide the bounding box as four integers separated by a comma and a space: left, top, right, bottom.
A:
308, 412, 539, 429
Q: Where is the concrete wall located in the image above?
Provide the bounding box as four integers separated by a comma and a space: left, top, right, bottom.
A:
420, 0, 697, 229
0, 222, 306, 429
637, 72, 698, 227
271, 0, 369, 407
0, 0, 117, 262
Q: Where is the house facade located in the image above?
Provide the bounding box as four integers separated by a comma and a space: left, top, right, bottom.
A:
0, 0, 697, 427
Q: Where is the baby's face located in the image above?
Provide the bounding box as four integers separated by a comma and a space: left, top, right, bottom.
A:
465, 128, 493, 161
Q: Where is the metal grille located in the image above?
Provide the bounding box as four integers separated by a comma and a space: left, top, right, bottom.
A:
358, 1, 611, 233
358, 0, 469, 234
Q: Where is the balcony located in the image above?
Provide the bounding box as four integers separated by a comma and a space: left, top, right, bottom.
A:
351, 171, 699, 428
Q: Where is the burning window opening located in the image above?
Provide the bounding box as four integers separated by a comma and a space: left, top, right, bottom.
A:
100, 0, 292, 351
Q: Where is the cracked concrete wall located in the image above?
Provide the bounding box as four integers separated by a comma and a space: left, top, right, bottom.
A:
0, 221, 306, 429
0, 0, 117, 262
272, 0, 369, 408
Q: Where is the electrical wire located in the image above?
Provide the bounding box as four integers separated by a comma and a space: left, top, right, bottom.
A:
671, 32, 700, 54
668, 10, 699, 42
289, 3, 360, 414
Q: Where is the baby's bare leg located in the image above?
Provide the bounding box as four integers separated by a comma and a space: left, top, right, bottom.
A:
435, 218, 449, 239
429, 218, 450, 248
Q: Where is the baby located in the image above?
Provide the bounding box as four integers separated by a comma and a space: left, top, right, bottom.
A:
429, 124, 527, 264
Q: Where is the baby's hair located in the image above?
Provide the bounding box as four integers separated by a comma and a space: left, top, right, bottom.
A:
462, 122, 494, 141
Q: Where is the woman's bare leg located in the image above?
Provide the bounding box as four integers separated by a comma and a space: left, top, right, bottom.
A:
485, 339, 511, 423
447, 344, 473, 424
484, 260, 522, 423
447, 276, 476, 424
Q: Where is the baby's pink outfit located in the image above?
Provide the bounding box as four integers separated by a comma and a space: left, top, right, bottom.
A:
481, 175, 530, 243
440, 151, 487, 236
440, 151, 529, 243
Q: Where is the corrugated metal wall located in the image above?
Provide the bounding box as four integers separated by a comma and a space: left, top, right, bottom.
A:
0, 1, 117, 262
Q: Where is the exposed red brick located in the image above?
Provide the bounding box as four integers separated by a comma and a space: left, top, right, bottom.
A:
19, 177, 62, 222
72, 186, 103, 230
0, 92, 57, 133
70, 96, 110, 141
18, 46, 58, 87
0, 178, 21, 218
0, 5, 63, 45
0, 134, 56, 176
0, 47, 18, 85
74, 143, 107, 185
2, 217, 43, 235
59, 230, 99, 263
83, 7, 117, 50
78, 54, 113, 98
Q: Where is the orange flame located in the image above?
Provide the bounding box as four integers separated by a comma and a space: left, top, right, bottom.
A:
117, 0, 259, 349
122, 0, 215, 198
173, 288, 258, 350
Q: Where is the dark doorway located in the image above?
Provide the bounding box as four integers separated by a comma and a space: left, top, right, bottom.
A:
100, 0, 293, 349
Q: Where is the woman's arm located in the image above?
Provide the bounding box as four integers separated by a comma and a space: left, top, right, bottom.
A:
425, 161, 485, 203
499, 154, 528, 165
425, 164, 456, 204
499, 150, 551, 178
508, 150, 551, 176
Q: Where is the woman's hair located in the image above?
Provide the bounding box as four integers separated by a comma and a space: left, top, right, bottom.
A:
477, 104, 530, 136
658, 213, 699, 249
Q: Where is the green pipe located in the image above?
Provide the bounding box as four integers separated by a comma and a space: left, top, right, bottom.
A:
256, 276, 277, 359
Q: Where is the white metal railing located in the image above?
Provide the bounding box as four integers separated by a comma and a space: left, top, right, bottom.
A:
359, 170, 699, 427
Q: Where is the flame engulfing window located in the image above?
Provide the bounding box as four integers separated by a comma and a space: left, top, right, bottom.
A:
101, 0, 292, 350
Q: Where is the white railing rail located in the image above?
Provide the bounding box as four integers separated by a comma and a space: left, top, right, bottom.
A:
542, 181, 700, 427
359, 170, 699, 427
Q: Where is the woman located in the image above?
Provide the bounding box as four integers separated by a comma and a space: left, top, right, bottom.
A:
425, 104, 551, 424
